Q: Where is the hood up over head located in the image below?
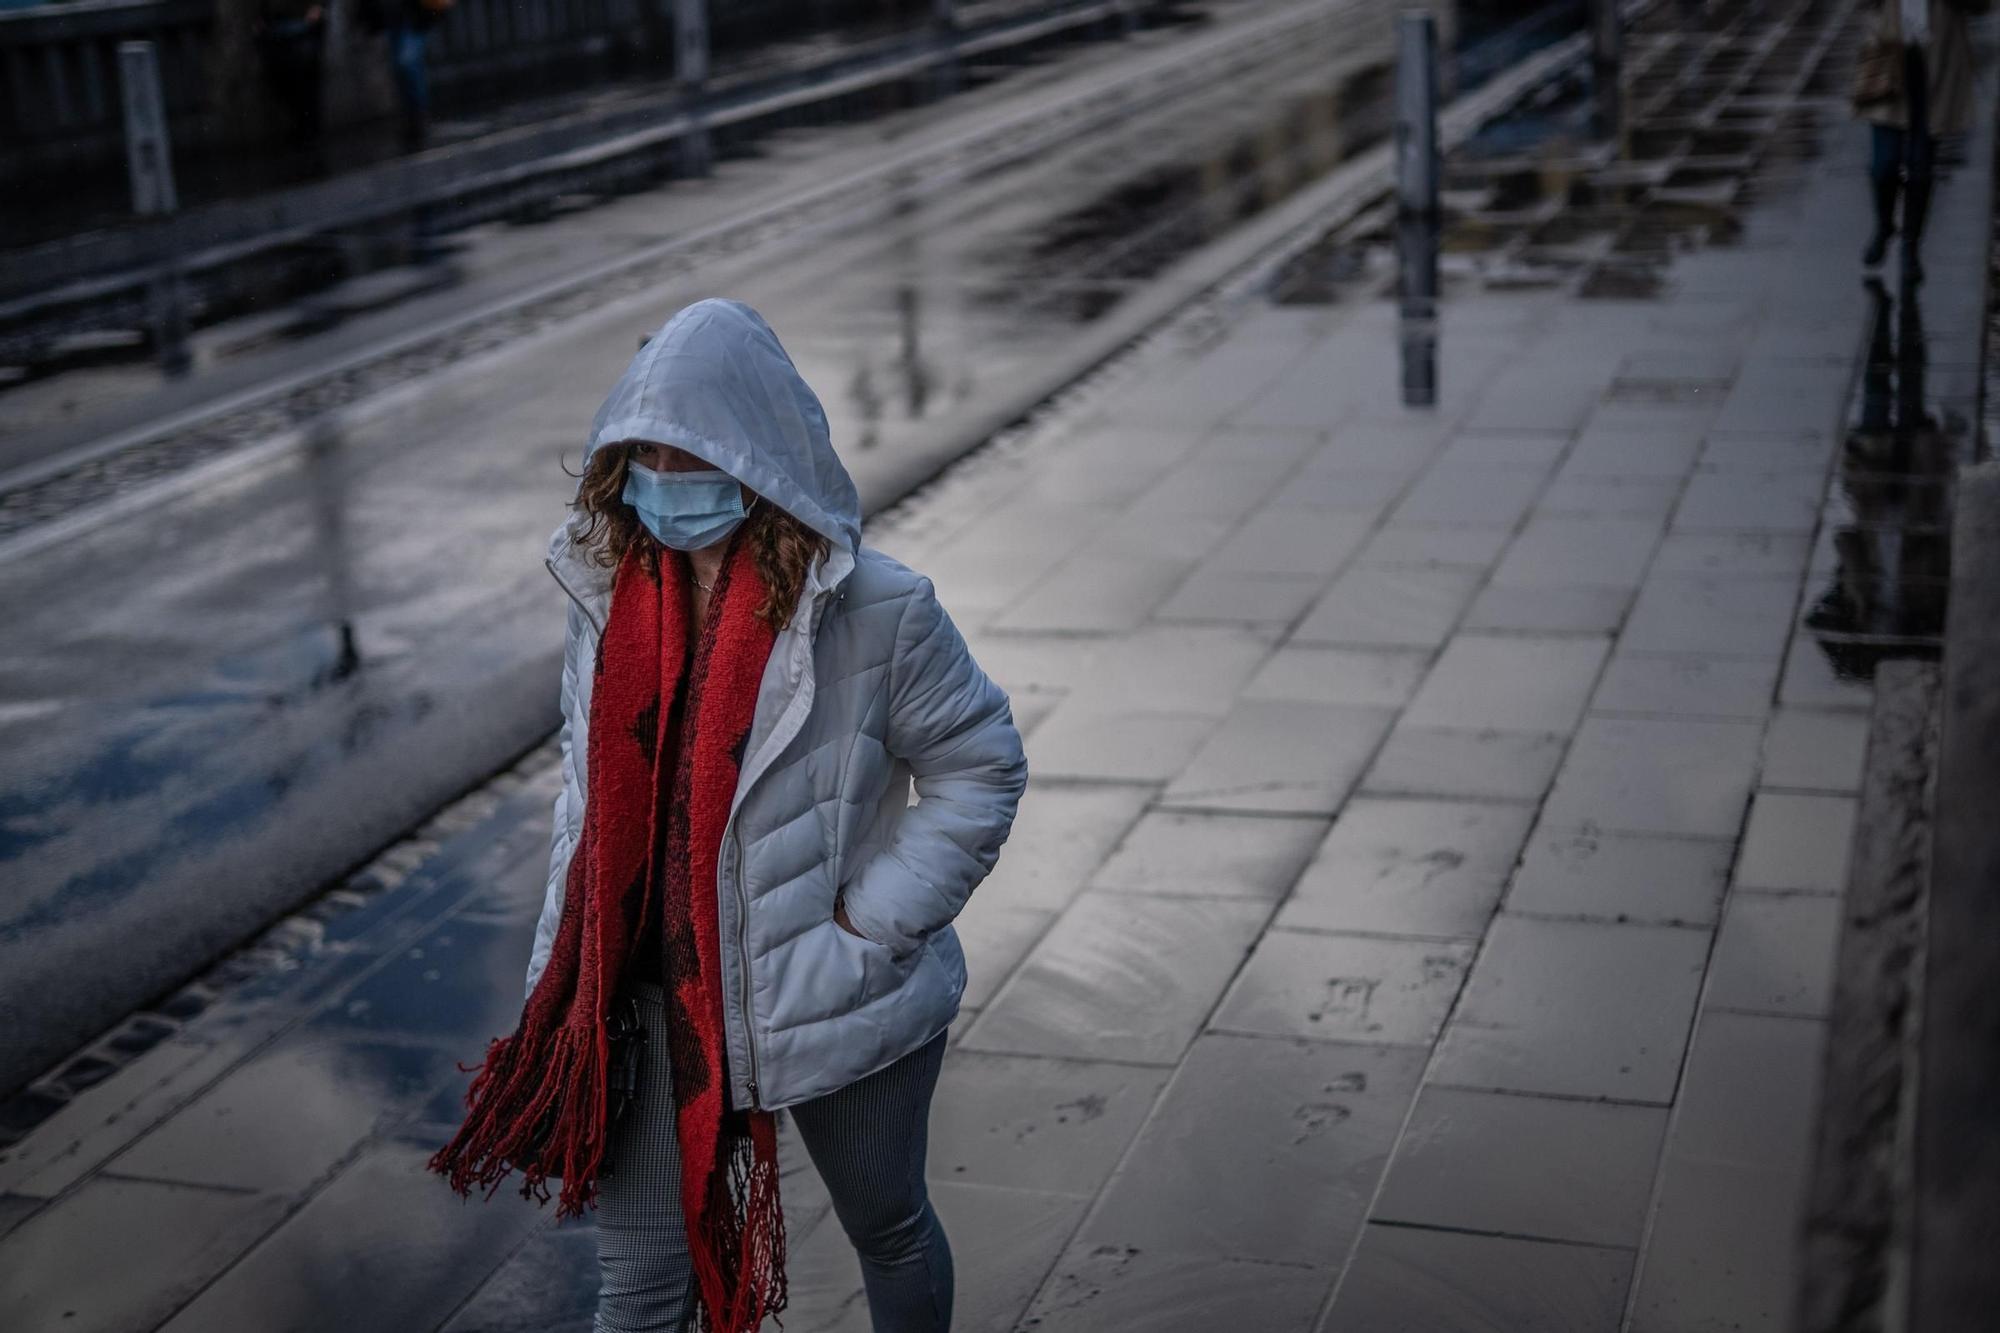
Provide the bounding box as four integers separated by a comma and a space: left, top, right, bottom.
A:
575, 299, 860, 586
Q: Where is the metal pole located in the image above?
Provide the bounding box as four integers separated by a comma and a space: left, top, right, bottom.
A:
673, 0, 711, 176
1394, 12, 1439, 409
118, 41, 189, 378
1591, 0, 1623, 141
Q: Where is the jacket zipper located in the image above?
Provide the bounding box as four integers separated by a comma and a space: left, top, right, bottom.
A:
732, 831, 760, 1107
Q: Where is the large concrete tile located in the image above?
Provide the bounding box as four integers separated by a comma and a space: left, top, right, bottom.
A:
1243, 646, 1432, 709
156, 1136, 544, 1333
950, 894, 1056, 1009
1154, 569, 1326, 625
1669, 1011, 1827, 1173
305, 913, 529, 1047
1703, 892, 1842, 1018
1733, 792, 1857, 892
1090, 809, 1325, 900
1026, 707, 1223, 782
961, 892, 1272, 1065
1433, 430, 1570, 472
1590, 652, 1780, 720
1353, 523, 1514, 571
1461, 582, 1633, 635
1321, 1225, 1635, 1333
0, 1036, 250, 1200
1018, 1239, 1333, 1332
1537, 473, 1683, 518
113, 1032, 455, 1194
1389, 466, 1547, 528
0, 1176, 289, 1333
1075, 1036, 1426, 1267
1431, 915, 1710, 1102
966, 782, 1152, 914
1627, 1156, 1807, 1333
1403, 635, 1608, 734
1674, 468, 1826, 533
1759, 708, 1870, 793
1560, 426, 1703, 479
1361, 725, 1567, 802
1506, 828, 1733, 926
928, 1052, 1168, 1198
1651, 530, 1812, 579
1210, 929, 1473, 1048
1621, 575, 1802, 659
1277, 799, 1536, 939
1266, 465, 1411, 515
1160, 700, 1393, 815
1293, 566, 1483, 649
990, 554, 1192, 633
1373, 1087, 1667, 1246
438, 1220, 598, 1333
1490, 516, 1664, 589
1541, 716, 1762, 838
1207, 509, 1374, 578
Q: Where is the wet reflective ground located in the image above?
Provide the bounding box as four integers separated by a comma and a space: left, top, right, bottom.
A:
0, 0, 1548, 1095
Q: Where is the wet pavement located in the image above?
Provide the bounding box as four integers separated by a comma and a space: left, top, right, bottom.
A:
1, 0, 1483, 1093
1, 0, 1993, 1328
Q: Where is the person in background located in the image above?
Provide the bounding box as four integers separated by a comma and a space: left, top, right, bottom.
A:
253, 0, 327, 148
1855, 0, 1988, 281
357, 0, 447, 149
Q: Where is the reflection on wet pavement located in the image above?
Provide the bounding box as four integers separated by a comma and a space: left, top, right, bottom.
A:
1805, 277, 1967, 678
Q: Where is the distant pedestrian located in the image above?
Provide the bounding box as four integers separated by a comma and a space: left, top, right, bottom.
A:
1853, 0, 1988, 280
253, 0, 327, 147
357, 0, 449, 149
428, 298, 1026, 1333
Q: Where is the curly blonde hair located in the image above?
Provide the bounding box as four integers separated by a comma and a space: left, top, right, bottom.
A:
571, 445, 830, 630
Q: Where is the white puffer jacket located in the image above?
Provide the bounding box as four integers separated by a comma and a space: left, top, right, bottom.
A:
528, 299, 1028, 1111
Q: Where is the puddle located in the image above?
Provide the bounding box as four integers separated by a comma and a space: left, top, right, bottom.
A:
1269, 0, 1853, 307
1805, 277, 1972, 682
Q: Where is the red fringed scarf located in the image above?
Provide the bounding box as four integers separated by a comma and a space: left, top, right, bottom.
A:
429, 535, 788, 1333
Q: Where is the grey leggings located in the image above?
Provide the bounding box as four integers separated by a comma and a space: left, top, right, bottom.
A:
592, 982, 954, 1332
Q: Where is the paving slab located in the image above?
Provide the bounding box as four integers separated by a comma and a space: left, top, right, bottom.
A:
1402, 635, 1608, 735
1758, 708, 1871, 793
1430, 915, 1711, 1103
1089, 809, 1326, 900
1459, 582, 1634, 635
1241, 645, 1433, 709
1160, 699, 1393, 815
1621, 574, 1803, 659
1506, 828, 1733, 927
926, 1051, 1170, 1199
1210, 929, 1474, 1049
1540, 716, 1763, 838
1292, 565, 1484, 649
1276, 799, 1536, 940
1360, 725, 1568, 803
1490, 516, 1665, 589
1702, 891, 1843, 1018
960, 781, 1153, 915
0, 1175, 290, 1333
1371, 1087, 1667, 1247
1322, 1225, 1635, 1333
1590, 651, 1780, 720
1071, 1035, 1426, 1268
1732, 792, 1858, 893
961, 891, 1272, 1066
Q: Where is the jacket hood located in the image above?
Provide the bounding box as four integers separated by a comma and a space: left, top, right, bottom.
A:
560, 299, 860, 595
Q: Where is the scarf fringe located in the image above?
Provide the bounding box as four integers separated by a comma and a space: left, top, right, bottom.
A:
426, 1019, 610, 1220
689, 1111, 789, 1333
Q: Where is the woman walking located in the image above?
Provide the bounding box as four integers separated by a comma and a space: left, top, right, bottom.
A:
430, 298, 1028, 1332
1855, 0, 1987, 280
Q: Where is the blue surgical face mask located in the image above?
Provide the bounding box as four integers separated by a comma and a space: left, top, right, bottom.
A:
622, 462, 755, 550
